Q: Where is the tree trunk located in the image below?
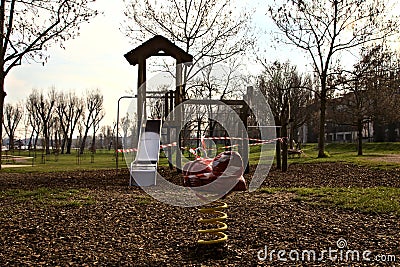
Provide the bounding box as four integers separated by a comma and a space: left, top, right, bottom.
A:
28, 131, 34, 150
9, 135, 14, 150
0, 75, 6, 170
357, 119, 363, 156
54, 132, 59, 153
60, 136, 66, 154
66, 130, 76, 154
34, 132, 39, 150
66, 138, 72, 154
373, 121, 385, 142
108, 139, 113, 151
80, 135, 88, 154
91, 132, 96, 153
196, 119, 201, 149
80, 127, 90, 154
43, 125, 50, 154
318, 91, 327, 158
387, 123, 396, 142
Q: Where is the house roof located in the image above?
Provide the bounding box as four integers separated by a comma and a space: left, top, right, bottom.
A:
124, 35, 193, 66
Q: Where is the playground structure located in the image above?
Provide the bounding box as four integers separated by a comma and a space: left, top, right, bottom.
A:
120, 35, 254, 178
121, 35, 274, 245
120, 35, 192, 177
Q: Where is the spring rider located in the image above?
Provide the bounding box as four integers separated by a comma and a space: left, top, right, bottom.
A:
182, 149, 247, 245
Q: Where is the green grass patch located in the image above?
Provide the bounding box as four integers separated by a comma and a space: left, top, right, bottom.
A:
284, 143, 400, 169
0, 187, 95, 207
259, 187, 400, 216
1, 149, 118, 173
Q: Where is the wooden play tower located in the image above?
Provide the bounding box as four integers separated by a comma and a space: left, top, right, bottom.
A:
124, 35, 193, 171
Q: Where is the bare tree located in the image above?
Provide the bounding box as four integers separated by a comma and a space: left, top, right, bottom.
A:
188, 58, 245, 99
80, 89, 104, 154
27, 89, 56, 154
269, 0, 399, 157
185, 58, 246, 144
367, 53, 400, 142
90, 108, 103, 153
123, 0, 253, 89
55, 91, 84, 154
329, 45, 394, 155
0, 0, 98, 168
26, 94, 42, 150
101, 124, 116, 151
257, 61, 312, 170
2, 102, 22, 150
51, 116, 61, 154
121, 113, 132, 149
55, 92, 69, 153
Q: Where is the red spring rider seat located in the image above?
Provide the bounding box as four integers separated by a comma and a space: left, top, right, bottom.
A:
183, 151, 247, 196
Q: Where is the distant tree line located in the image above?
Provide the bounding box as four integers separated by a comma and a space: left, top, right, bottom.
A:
2, 88, 106, 155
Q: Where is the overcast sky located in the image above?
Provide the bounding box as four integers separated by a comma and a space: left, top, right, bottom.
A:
5, 0, 313, 136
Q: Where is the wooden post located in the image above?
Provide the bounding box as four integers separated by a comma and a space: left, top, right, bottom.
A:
165, 91, 173, 169
239, 104, 250, 174
175, 63, 183, 173
164, 91, 169, 120
281, 97, 290, 172
169, 90, 174, 119
137, 59, 146, 131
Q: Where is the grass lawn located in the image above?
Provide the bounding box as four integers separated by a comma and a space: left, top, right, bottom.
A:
259, 186, 400, 216
1, 142, 400, 173
289, 142, 400, 169
2, 144, 399, 213
0, 149, 118, 173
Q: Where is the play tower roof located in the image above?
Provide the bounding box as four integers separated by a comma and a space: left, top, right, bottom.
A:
124, 35, 193, 66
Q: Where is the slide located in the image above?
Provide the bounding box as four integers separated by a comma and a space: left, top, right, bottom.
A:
130, 120, 162, 186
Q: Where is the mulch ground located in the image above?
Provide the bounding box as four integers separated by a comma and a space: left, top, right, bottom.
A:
0, 163, 399, 266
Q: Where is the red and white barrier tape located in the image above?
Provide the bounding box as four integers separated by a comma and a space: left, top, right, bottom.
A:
117, 137, 284, 153
188, 137, 282, 142
160, 142, 177, 149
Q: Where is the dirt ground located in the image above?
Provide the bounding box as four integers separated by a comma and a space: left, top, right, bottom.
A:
367, 154, 400, 164
0, 163, 399, 266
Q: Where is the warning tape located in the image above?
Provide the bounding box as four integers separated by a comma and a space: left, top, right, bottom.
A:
160, 142, 177, 149
119, 148, 137, 153
116, 137, 284, 153
188, 137, 281, 142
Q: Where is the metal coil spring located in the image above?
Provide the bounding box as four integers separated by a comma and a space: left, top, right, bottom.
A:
197, 201, 228, 245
